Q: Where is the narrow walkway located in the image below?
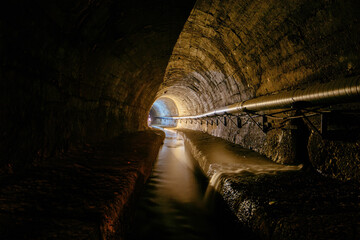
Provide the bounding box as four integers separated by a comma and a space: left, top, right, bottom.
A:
127, 128, 257, 240
178, 129, 360, 240
0, 130, 164, 240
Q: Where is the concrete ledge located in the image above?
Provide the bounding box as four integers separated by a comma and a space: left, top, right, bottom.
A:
0, 130, 164, 240
178, 129, 360, 240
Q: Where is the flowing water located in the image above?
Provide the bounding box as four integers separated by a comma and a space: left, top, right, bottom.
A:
127, 128, 255, 240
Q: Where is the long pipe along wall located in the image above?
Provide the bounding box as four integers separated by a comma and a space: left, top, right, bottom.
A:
1, 0, 360, 238
154, 75, 360, 180
163, 77, 360, 119
2, 0, 360, 181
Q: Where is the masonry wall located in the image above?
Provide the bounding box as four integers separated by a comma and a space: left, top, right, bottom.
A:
168, 0, 360, 181
1, 0, 359, 182
0, 0, 195, 171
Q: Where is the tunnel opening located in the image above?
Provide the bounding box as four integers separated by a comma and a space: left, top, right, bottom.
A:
1, 0, 360, 239
149, 97, 179, 127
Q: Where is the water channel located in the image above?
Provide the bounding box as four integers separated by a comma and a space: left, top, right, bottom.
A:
127, 128, 256, 240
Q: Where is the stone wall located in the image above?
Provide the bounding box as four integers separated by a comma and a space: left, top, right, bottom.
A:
164, 0, 360, 181
161, 0, 360, 110
1, 0, 359, 181
0, 0, 195, 171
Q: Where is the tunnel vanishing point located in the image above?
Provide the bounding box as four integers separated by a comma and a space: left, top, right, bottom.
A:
1, 0, 360, 239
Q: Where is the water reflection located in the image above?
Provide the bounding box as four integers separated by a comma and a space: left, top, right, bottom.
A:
127, 128, 255, 240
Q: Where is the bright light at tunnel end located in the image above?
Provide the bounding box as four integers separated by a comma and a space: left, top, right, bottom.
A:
148, 97, 179, 127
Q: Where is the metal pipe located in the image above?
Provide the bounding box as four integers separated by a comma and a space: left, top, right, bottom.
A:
167, 76, 360, 119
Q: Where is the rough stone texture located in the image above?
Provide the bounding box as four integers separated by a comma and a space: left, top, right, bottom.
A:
262, 129, 296, 164
308, 132, 360, 182
177, 113, 307, 166
218, 171, 360, 240
178, 115, 266, 153
156, 0, 360, 178
1, 0, 360, 237
179, 129, 360, 240
0, 130, 164, 240
160, 0, 360, 114
299, 110, 360, 182
1, 0, 360, 181
0, 0, 195, 171
262, 128, 303, 165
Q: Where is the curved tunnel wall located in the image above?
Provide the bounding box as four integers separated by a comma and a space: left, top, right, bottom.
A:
1, 0, 359, 181
157, 0, 360, 181
159, 0, 360, 114
0, 0, 195, 170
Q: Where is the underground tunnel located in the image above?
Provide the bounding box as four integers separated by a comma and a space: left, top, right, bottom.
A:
1, 0, 360, 239
149, 97, 178, 126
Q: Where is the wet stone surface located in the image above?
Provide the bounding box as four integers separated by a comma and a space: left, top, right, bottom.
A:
178, 129, 360, 240
218, 171, 360, 240
0, 130, 164, 240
